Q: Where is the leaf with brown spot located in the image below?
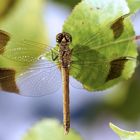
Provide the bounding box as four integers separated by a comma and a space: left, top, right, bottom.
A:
63, 0, 138, 91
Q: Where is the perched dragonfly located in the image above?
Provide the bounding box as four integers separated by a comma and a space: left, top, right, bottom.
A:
0, 14, 140, 134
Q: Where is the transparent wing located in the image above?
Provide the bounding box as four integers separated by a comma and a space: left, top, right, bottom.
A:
0, 58, 61, 96
2, 39, 58, 65
69, 14, 139, 90
17, 60, 61, 96
70, 36, 139, 90
70, 13, 139, 67
71, 14, 134, 55
0, 32, 61, 96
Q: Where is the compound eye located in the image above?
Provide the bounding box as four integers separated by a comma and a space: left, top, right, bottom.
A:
56, 33, 63, 43
65, 33, 72, 43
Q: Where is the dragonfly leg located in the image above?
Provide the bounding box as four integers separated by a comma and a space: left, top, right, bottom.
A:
70, 48, 73, 54
51, 50, 59, 61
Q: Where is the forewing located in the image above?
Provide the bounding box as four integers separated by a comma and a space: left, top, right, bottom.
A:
70, 28, 138, 91
16, 60, 61, 96
0, 30, 61, 95
0, 57, 61, 96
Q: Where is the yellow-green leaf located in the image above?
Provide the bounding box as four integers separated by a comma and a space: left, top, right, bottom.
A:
22, 119, 82, 140
110, 123, 140, 140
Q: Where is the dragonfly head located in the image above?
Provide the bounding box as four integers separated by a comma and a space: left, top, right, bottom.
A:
56, 32, 72, 45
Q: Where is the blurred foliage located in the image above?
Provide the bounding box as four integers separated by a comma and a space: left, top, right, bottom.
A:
0, 0, 19, 20
0, 0, 47, 73
22, 119, 82, 140
50, 0, 81, 8
110, 123, 140, 140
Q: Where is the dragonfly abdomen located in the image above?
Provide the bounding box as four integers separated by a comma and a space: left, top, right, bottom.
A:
56, 32, 72, 134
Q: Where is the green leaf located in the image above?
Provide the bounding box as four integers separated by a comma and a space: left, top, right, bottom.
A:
126, 0, 140, 13
63, 0, 138, 91
0, 0, 47, 73
22, 119, 82, 140
110, 123, 140, 140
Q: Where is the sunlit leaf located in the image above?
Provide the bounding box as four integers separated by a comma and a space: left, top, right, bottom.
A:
62, 0, 138, 91
22, 119, 82, 140
110, 123, 140, 140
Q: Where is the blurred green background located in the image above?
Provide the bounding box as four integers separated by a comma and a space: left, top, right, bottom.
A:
0, 0, 140, 140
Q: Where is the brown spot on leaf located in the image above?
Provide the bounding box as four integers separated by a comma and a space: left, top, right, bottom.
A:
106, 57, 128, 81
0, 68, 19, 93
0, 30, 10, 54
111, 14, 130, 39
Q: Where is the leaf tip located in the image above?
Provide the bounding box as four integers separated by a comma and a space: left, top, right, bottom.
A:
109, 122, 125, 136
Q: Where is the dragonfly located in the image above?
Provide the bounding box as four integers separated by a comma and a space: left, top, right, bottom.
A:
0, 14, 140, 134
